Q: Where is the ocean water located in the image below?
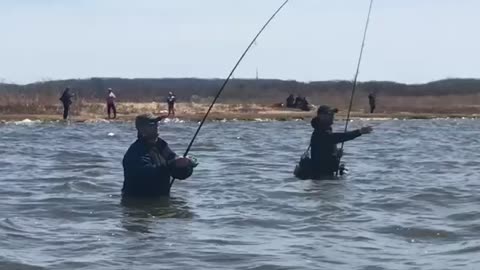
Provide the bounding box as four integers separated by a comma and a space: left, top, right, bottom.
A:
0, 119, 479, 270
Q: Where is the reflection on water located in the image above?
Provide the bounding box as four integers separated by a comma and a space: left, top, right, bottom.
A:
121, 196, 194, 233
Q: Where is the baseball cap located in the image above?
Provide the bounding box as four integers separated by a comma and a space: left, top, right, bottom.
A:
135, 113, 164, 129
317, 105, 339, 114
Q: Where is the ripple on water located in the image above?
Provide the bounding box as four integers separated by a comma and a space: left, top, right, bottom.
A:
373, 225, 457, 243
1, 120, 480, 269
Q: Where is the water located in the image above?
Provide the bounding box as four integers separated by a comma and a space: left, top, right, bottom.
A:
0, 119, 479, 270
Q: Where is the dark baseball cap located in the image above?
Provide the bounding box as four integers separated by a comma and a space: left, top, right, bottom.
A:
317, 105, 338, 114
135, 113, 164, 129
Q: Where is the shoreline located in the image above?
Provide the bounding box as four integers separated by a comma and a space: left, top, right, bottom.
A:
1, 111, 479, 123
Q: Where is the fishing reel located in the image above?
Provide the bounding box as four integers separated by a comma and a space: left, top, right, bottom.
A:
169, 156, 199, 180
338, 163, 348, 176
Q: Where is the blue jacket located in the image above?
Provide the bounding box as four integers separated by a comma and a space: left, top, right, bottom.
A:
122, 138, 177, 197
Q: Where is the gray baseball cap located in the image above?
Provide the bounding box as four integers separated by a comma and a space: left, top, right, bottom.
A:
135, 113, 164, 129
317, 105, 338, 114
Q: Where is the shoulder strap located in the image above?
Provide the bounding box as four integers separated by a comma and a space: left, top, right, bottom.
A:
302, 145, 311, 158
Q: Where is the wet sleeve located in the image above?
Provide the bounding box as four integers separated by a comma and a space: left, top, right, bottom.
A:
331, 130, 362, 143
162, 143, 177, 163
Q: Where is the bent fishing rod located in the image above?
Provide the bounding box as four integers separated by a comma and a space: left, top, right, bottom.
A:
170, 0, 290, 188
338, 0, 374, 174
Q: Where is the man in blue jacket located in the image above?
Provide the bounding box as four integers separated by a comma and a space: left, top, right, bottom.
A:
122, 114, 196, 197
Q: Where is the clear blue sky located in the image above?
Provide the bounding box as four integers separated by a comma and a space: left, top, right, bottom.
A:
0, 0, 478, 84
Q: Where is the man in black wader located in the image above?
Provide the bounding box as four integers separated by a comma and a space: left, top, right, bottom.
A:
122, 114, 197, 198
59, 87, 74, 120
309, 105, 372, 178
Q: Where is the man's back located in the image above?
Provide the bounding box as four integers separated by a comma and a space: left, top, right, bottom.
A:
310, 119, 362, 176
60, 91, 73, 104
310, 129, 340, 175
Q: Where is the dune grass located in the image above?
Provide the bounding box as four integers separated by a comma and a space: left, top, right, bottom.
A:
1, 91, 479, 122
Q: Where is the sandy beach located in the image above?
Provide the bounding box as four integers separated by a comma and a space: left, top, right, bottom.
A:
1, 102, 478, 123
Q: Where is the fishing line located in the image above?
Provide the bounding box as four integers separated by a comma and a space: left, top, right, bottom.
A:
338, 0, 374, 171
170, 0, 290, 188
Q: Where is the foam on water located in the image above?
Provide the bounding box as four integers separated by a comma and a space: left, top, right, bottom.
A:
13, 119, 42, 125
162, 118, 185, 124
84, 118, 110, 123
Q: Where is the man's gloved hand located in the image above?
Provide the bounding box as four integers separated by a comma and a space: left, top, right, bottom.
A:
186, 156, 199, 168
360, 126, 373, 134
169, 156, 198, 180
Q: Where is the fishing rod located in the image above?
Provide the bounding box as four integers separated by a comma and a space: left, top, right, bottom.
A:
338, 0, 374, 173
170, 0, 290, 187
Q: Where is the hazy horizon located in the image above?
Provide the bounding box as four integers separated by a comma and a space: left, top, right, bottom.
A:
1, 0, 479, 85
4, 76, 480, 87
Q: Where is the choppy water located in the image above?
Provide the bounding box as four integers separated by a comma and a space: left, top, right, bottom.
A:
0, 118, 479, 270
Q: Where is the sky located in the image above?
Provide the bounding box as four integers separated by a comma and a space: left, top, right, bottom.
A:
0, 0, 479, 85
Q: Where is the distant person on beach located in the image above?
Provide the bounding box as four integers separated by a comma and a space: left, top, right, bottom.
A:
300, 97, 311, 111
59, 87, 74, 120
294, 96, 302, 108
295, 105, 372, 179
286, 94, 295, 108
368, 92, 376, 113
167, 92, 176, 116
106, 88, 117, 119
122, 114, 197, 198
